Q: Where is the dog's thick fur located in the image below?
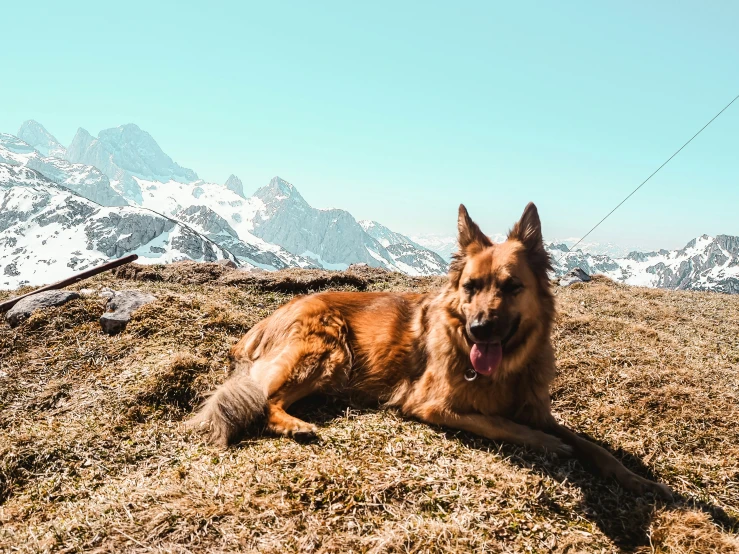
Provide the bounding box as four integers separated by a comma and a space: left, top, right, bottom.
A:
189, 203, 671, 497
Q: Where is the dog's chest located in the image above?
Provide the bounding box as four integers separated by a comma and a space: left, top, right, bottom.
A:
455, 376, 520, 417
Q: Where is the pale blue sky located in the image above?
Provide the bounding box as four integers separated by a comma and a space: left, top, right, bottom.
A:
2, 1, 737, 249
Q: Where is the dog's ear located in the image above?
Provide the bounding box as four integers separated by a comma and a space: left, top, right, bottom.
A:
450, 205, 492, 286
457, 204, 492, 253
508, 202, 543, 251
508, 202, 552, 277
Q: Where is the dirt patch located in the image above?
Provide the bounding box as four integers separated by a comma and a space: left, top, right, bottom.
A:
113, 261, 234, 284
221, 267, 370, 292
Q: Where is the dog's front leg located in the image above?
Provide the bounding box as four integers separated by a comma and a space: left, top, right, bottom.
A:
547, 422, 673, 499
408, 403, 572, 455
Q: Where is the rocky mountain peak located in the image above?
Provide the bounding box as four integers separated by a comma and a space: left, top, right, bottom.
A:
66, 128, 95, 160
548, 242, 570, 252
269, 176, 296, 195
224, 174, 244, 198
65, 124, 198, 184
716, 235, 739, 253
17, 120, 66, 158
254, 176, 308, 206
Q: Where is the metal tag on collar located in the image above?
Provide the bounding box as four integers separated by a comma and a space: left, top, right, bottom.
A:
464, 368, 478, 382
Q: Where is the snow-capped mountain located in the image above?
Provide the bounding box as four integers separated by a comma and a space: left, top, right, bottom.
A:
409, 234, 458, 263
616, 235, 739, 293
173, 203, 316, 270
65, 124, 198, 184
3, 122, 449, 279
130, 173, 447, 275
17, 120, 66, 158
548, 237, 739, 293
554, 239, 639, 259
0, 133, 127, 207
2, 119, 736, 293
360, 220, 422, 249
246, 177, 448, 275
130, 175, 320, 269
411, 232, 508, 262
0, 164, 237, 288
413, 230, 739, 294
250, 177, 386, 269
547, 243, 624, 276
248, 178, 401, 271
360, 220, 448, 275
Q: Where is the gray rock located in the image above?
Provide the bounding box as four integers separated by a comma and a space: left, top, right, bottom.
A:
559, 267, 592, 287
99, 287, 116, 299
6, 290, 81, 327
100, 290, 156, 335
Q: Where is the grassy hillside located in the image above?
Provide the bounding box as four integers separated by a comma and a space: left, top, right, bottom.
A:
1, 263, 737, 553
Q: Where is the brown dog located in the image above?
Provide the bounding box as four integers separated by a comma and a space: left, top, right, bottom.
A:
189, 203, 671, 498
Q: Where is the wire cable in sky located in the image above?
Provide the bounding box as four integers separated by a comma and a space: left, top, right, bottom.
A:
563, 92, 739, 257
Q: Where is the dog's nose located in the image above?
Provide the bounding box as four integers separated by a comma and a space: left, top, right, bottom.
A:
469, 319, 495, 342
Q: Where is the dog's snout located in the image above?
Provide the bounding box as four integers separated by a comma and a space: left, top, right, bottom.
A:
469, 318, 495, 342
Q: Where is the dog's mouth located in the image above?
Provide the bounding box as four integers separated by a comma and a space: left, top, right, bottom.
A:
469, 342, 503, 376
468, 316, 521, 377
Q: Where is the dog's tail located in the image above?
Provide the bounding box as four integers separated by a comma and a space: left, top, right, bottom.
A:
186, 370, 267, 447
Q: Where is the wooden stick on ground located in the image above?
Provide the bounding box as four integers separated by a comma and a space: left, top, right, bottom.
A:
0, 254, 139, 313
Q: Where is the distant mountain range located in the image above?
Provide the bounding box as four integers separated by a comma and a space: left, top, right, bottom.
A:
1, 121, 446, 288
413, 233, 739, 294
1, 120, 737, 293
548, 237, 739, 294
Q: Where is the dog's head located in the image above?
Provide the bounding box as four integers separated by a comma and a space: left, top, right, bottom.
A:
449, 203, 554, 376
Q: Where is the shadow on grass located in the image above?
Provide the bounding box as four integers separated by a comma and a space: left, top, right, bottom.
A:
242, 395, 738, 551
480, 430, 739, 551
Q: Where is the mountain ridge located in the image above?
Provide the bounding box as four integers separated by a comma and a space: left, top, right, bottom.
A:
0, 162, 238, 288
1, 120, 736, 293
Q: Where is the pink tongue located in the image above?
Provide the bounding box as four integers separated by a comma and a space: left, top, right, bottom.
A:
470, 343, 503, 376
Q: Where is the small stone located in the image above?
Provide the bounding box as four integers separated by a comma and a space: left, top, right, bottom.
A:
79, 288, 96, 296
100, 290, 157, 335
99, 287, 115, 299
559, 267, 592, 287
6, 290, 81, 328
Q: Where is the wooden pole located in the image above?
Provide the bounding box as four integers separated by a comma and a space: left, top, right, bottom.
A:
0, 254, 139, 313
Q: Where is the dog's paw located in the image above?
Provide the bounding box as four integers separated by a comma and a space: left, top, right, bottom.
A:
292, 428, 320, 443
532, 432, 573, 456
269, 421, 319, 442
620, 472, 673, 500
549, 440, 574, 457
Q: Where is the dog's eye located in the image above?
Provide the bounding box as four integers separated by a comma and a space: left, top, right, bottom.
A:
462, 280, 478, 294
501, 279, 523, 295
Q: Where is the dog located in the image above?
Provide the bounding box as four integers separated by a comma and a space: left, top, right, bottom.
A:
189, 203, 671, 498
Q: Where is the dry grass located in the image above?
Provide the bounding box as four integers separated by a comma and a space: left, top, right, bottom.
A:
0, 265, 737, 553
